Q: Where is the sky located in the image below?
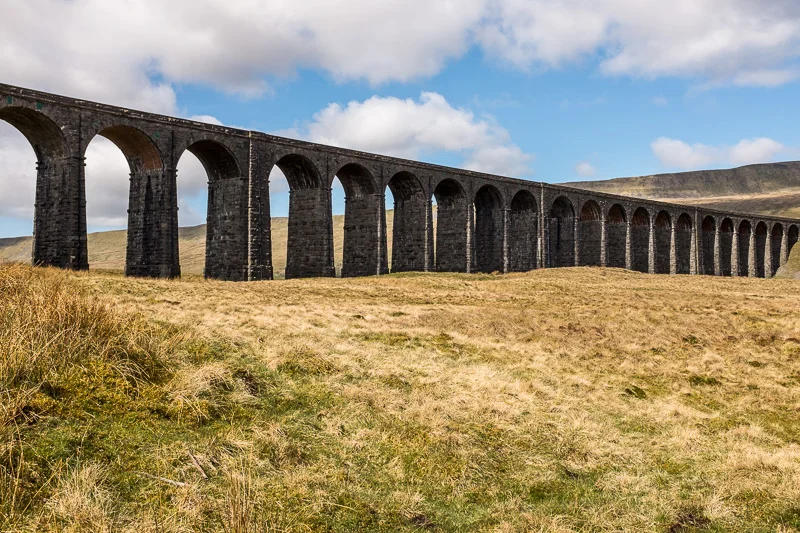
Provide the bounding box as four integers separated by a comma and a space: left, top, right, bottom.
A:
1, 0, 800, 238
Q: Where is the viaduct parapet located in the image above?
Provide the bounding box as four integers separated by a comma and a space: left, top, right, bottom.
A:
1, 83, 798, 280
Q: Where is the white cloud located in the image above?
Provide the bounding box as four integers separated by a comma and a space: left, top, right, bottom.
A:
575, 162, 596, 177
652, 96, 668, 106
280, 92, 533, 177
651, 136, 786, 170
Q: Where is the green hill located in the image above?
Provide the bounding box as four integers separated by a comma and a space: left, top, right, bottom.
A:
566, 161, 800, 218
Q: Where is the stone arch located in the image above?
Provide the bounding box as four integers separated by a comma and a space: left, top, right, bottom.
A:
0, 107, 79, 269
86, 125, 174, 278
508, 190, 538, 272
719, 218, 734, 277
179, 140, 247, 281
578, 200, 602, 267
606, 204, 627, 269
548, 196, 575, 268
474, 184, 505, 273
675, 213, 693, 274
701, 216, 716, 276
789, 225, 799, 258
654, 210, 671, 274
755, 221, 768, 278
275, 154, 332, 279
630, 207, 650, 273
770, 223, 784, 277
386, 171, 426, 273
433, 178, 468, 272
738, 220, 752, 277
333, 163, 380, 277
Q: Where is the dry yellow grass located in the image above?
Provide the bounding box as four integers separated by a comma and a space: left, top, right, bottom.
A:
2, 263, 800, 531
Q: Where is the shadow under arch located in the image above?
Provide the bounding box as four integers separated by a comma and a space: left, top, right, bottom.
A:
675, 213, 693, 274
578, 200, 602, 267
606, 204, 627, 269
274, 153, 333, 279
755, 221, 768, 278
334, 162, 382, 277
433, 178, 468, 272
508, 190, 538, 272
474, 184, 504, 273
387, 171, 427, 273
630, 207, 649, 273
701, 215, 716, 276
653, 211, 671, 274
549, 196, 575, 268
738, 220, 753, 277
719, 218, 734, 276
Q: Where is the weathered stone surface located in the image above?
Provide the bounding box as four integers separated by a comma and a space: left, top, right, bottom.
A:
1, 83, 799, 280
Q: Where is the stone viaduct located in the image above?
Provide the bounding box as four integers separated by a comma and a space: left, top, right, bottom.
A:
1, 83, 799, 281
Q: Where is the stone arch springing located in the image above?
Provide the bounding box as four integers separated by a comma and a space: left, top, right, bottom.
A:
387, 171, 426, 273
87, 125, 174, 278
755, 221, 768, 278
549, 196, 575, 268
654, 210, 671, 274
675, 213, 693, 274
630, 207, 650, 273
606, 204, 626, 269
738, 220, 752, 277
508, 190, 538, 272
274, 153, 332, 279
789, 225, 799, 258
770, 223, 784, 277
0, 107, 83, 270
178, 140, 247, 281
701, 215, 716, 276
474, 184, 505, 273
719, 218, 734, 277
433, 178, 468, 272
578, 200, 602, 267
333, 163, 381, 277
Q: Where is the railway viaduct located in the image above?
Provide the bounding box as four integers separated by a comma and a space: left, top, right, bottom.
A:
1, 83, 798, 281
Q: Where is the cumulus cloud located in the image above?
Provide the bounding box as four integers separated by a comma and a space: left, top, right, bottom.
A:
651, 136, 786, 170
575, 162, 596, 177
280, 92, 533, 177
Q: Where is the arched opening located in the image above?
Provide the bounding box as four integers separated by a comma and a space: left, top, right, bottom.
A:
719, 218, 734, 277
387, 171, 426, 273
701, 216, 716, 276
433, 179, 467, 272
606, 204, 626, 269
334, 163, 381, 277
474, 185, 504, 273
578, 200, 602, 267
789, 225, 799, 258
755, 222, 768, 278
89, 125, 173, 278
177, 140, 247, 281
738, 220, 752, 277
675, 214, 693, 274
770, 223, 784, 277
630, 207, 649, 273
0, 107, 80, 269
548, 196, 575, 268
654, 210, 671, 274
508, 190, 538, 272
274, 154, 332, 279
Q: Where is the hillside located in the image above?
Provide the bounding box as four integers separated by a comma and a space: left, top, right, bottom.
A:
2, 264, 800, 531
566, 161, 800, 218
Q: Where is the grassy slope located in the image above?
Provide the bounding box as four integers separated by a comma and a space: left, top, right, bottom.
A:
567, 160, 800, 218
0, 212, 396, 278
2, 264, 800, 531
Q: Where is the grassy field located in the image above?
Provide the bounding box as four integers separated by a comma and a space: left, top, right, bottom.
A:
1, 263, 800, 532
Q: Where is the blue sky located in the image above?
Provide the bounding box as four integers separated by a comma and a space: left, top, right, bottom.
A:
1, 0, 799, 237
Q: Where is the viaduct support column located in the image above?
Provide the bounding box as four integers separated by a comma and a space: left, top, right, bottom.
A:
648, 219, 655, 274
600, 214, 607, 267
424, 197, 434, 272
286, 187, 335, 279
781, 230, 789, 267
748, 230, 757, 278
731, 230, 740, 277
502, 208, 510, 274
126, 166, 180, 278
669, 222, 677, 275
690, 222, 698, 275
713, 228, 721, 276
246, 138, 272, 281
625, 221, 632, 271
765, 228, 773, 278
573, 216, 580, 267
